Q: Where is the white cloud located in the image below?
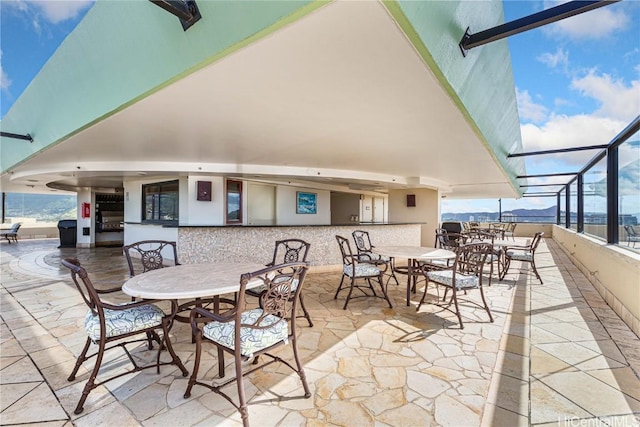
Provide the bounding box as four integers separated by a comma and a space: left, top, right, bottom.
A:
554, 98, 573, 108
519, 69, 638, 169
0, 50, 11, 92
570, 71, 640, 122
542, 2, 630, 40
516, 88, 548, 123
3, 0, 92, 32
521, 114, 625, 166
537, 47, 569, 72
31, 0, 93, 24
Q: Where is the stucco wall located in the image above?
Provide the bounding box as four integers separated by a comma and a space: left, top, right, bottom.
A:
552, 225, 640, 337
388, 188, 438, 247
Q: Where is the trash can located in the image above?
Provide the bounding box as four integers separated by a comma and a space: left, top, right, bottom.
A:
57, 219, 77, 248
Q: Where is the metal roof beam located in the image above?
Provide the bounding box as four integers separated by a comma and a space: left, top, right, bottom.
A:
508, 144, 608, 158
459, 1, 619, 56
149, 0, 201, 31
517, 172, 578, 179
1, 131, 33, 142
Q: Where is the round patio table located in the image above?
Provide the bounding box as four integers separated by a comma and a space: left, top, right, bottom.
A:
122, 262, 267, 324
372, 246, 455, 306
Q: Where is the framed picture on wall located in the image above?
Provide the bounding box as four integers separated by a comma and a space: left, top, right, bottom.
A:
296, 191, 317, 214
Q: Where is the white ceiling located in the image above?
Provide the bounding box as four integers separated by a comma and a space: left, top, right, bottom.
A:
3, 1, 519, 199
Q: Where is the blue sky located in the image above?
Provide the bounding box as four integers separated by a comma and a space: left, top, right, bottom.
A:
1, 0, 638, 214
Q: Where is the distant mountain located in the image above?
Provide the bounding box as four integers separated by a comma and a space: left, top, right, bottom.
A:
442, 206, 557, 223
2, 193, 76, 222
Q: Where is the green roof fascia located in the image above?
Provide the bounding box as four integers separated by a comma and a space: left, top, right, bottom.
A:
1, 0, 327, 174
384, 0, 525, 196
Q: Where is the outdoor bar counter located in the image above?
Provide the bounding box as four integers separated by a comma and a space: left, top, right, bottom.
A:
175, 223, 423, 272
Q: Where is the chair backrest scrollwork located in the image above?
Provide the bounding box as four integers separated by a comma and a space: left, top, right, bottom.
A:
123, 240, 179, 277
237, 262, 309, 335
269, 239, 310, 267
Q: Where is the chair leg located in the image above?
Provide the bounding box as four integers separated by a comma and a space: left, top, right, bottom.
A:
442, 287, 449, 302
377, 275, 393, 308
161, 320, 188, 377
291, 336, 311, 398
416, 280, 429, 311
479, 286, 494, 323
217, 347, 226, 378
500, 258, 511, 280
451, 289, 464, 329
387, 264, 400, 286
343, 277, 356, 310
236, 353, 249, 427
184, 329, 202, 398
298, 293, 313, 327
334, 275, 346, 300
366, 278, 378, 297
68, 337, 91, 381
530, 260, 543, 284
74, 338, 106, 414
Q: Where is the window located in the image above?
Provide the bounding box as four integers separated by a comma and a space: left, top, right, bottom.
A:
226, 180, 242, 224
142, 180, 179, 224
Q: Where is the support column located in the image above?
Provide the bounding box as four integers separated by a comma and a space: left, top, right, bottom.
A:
76, 188, 95, 248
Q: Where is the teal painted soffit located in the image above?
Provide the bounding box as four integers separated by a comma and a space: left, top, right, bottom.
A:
1, 0, 327, 174
384, 0, 525, 196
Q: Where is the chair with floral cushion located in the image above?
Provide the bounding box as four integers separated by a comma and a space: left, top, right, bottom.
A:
245, 238, 313, 327
500, 232, 545, 284
352, 229, 400, 286
418, 242, 494, 329
184, 262, 311, 427
61, 258, 187, 415
334, 235, 393, 310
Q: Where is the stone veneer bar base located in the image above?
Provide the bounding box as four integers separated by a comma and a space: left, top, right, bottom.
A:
177, 224, 422, 271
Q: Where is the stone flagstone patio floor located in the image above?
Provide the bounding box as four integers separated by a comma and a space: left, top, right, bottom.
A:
1, 237, 639, 426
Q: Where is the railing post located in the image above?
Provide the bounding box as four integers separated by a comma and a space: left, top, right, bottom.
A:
565, 185, 571, 228
607, 145, 619, 244
577, 174, 584, 233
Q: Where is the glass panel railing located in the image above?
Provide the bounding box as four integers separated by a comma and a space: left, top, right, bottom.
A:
559, 189, 566, 226
618, 131, 639, 250
583, 157, 607, 240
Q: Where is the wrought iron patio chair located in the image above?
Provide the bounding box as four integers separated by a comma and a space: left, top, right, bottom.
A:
503, 222, 517, 241
489, 223, 506, 240
352, 229, 400, 286
418, 242, 494, 329
61, 258, 187, 415
334, 235, 393, 310
427, 228, 467, 270
500, 232, 545, 284
624, 225, 640, 248
184, 262, 311, 427
245, 238, 313, 327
